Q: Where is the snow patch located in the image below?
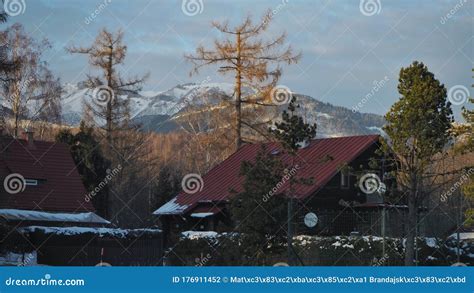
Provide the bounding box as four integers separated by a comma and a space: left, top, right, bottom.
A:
19, 226, 161, 238
425, 237, 439, 248
181, 231, 218, 240
0, 209, 110, 224
0, 251, 37, 266
190, 213, 213, 218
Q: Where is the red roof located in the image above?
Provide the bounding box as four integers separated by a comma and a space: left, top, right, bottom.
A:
155, 135, 380, 215
0, 137, 94, 212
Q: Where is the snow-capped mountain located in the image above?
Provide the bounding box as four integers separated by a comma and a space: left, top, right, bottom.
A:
59, 82, 385, 137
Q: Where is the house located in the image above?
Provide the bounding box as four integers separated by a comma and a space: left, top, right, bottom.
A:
154, 135, 407, 238
0, 129, 162, 266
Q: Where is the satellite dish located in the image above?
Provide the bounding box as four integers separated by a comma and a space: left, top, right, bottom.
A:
273, 262, 289, 267
304, 212, 318, 228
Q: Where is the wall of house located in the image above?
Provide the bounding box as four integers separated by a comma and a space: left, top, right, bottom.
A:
293, 143, 406, 237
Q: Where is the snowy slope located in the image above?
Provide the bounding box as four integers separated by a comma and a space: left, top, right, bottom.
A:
54, 82, 386, 137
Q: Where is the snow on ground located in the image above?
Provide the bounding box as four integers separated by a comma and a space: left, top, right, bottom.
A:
19, 226, 161, 238
448, 233, 474, 240
181, 231, 218, 240
425, 237, 439, 248
0, 209, 110, 224
0, 251, 37, 266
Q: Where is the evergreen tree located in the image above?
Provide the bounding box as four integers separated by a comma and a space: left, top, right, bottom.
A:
383, 61, 453, 266
154, 164, 182, 211
56, 122, 111, 217
455, 69, 474, 225
269, 95, 316, 265
269, 96, 317, 154
230, 146, 287, 264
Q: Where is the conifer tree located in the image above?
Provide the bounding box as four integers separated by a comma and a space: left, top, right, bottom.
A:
383, 61, 453, 266
269, 96, 316, 265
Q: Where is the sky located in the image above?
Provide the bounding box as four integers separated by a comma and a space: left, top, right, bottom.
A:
5, 0, 473, 119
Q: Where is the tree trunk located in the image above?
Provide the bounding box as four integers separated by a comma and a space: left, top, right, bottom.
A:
106, 45, 114, 150
404, 182, 416, 266
287, 197, 294, 265
234, 31, 242, 150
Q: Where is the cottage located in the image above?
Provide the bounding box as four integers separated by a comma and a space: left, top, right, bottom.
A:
0, 130, 162, 266
155, 135, 407, 238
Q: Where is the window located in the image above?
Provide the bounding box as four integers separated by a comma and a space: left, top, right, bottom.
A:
340, 170, 349, 189
25, 179, 38, 186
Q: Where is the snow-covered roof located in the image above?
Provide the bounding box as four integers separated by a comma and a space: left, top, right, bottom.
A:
190, 212, 213, 218
0, 209, 110, 224
153, 197, 189, 215
19, 226, 162, 238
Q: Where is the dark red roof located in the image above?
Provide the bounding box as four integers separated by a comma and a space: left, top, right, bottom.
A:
0, 137, 94, 212
155, 135, 380, 215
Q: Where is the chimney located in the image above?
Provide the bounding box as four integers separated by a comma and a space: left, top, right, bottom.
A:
23, 128, 35, 149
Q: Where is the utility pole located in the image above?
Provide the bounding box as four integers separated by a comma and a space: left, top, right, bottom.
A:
287, 197, 294, 265
381, 156, 386, 264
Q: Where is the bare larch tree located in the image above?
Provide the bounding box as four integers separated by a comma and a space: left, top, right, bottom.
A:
186, 10, 300, 150
67, 28, 148, 150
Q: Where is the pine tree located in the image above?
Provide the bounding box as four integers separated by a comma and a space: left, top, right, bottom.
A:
269, 95, 316, 265
186, 10, 300, 150
269, 96, 317, 154
455, 69, 474, 225
383, 61, 453, 266
230, 146, 287, 264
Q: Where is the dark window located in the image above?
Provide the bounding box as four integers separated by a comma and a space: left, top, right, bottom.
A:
25, 179, 38, 186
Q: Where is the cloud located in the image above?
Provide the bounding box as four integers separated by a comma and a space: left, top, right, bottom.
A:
10, 0, 472, 119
